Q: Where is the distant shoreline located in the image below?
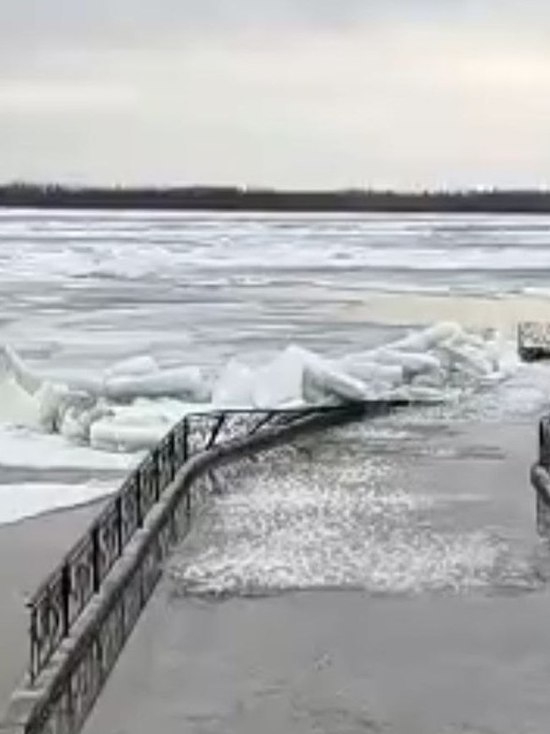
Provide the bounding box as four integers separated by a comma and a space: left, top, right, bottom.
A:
2, 185, 550, 213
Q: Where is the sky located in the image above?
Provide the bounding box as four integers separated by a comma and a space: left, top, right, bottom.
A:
1, 0, 550, 189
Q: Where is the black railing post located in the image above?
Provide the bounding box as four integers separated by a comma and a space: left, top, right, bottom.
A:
91, 526, 101, 593
61, 563, 71, 638
539, 417, 550, 468
115, 495, 123, 556
536, 417, 550, 536
28, 605, 37, 683
206, 413, 226, 449
183, 417, 189, 461
168, 430, 176, 481
135, 473, 143, 528
153, 451, 161, 501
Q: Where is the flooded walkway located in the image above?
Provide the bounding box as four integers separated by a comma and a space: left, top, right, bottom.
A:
83, 415, 550, 734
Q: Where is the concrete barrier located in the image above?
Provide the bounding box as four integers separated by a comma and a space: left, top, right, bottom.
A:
518, 322, 550, 362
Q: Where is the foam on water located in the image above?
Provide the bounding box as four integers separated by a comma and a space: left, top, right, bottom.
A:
168, 441, 538, 597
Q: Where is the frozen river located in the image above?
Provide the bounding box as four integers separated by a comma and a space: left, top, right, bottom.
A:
2, 209, 550, 522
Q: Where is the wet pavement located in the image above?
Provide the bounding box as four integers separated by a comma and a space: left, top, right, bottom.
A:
83, 417, 550, 734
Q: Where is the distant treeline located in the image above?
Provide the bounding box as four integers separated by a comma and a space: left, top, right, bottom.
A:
2, 184, 550, 213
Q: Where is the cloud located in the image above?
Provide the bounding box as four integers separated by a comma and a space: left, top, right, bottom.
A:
1, 1, 550, 187
0, 81, 138, 115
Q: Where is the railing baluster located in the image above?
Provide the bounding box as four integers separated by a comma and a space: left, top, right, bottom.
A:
61, 563, 71, 638
249, 411, 276, 435
534, 417, 550, 536
206, 413, 226, 449
91, 527, 100, 594
115, 496, 123, 557
28, 605, 37, 683
183, 417, 189, 461
135, 473, 143, 529
168, 431, 176, 481
153, 451, 161, 501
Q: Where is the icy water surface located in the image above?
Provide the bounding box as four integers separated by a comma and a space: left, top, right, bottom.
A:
1, 210, 550, 519
3, 210, 550, 371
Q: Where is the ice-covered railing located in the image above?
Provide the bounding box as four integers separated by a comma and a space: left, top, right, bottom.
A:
26, 401, 408, 684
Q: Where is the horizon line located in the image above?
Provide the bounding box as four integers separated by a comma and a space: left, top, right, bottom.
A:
3, 183, 550, 196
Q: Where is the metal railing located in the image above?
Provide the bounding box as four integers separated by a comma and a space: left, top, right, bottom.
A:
27, 420, 187, 682
8, 399, 418, 734
530, 414, 550, 536
28, 402, 400, 683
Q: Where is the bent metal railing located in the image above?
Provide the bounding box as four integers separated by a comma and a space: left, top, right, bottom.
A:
27, 416, 187, 682
5, 399, 415, 734
27, 401, 406, 683
28, 407, 294, 681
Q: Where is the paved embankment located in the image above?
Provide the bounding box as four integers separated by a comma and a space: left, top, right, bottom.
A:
83, 418, 550, 734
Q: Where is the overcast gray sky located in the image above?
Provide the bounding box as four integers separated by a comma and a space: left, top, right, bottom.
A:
1, 0, 550, 189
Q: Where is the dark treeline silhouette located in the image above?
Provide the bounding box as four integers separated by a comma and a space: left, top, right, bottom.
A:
2, 183, 550, 213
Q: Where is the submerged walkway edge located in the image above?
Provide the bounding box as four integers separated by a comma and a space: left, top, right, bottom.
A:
1, 400, 412, 734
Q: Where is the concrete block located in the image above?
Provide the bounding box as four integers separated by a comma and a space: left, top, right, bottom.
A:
518, 322, 550, 361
